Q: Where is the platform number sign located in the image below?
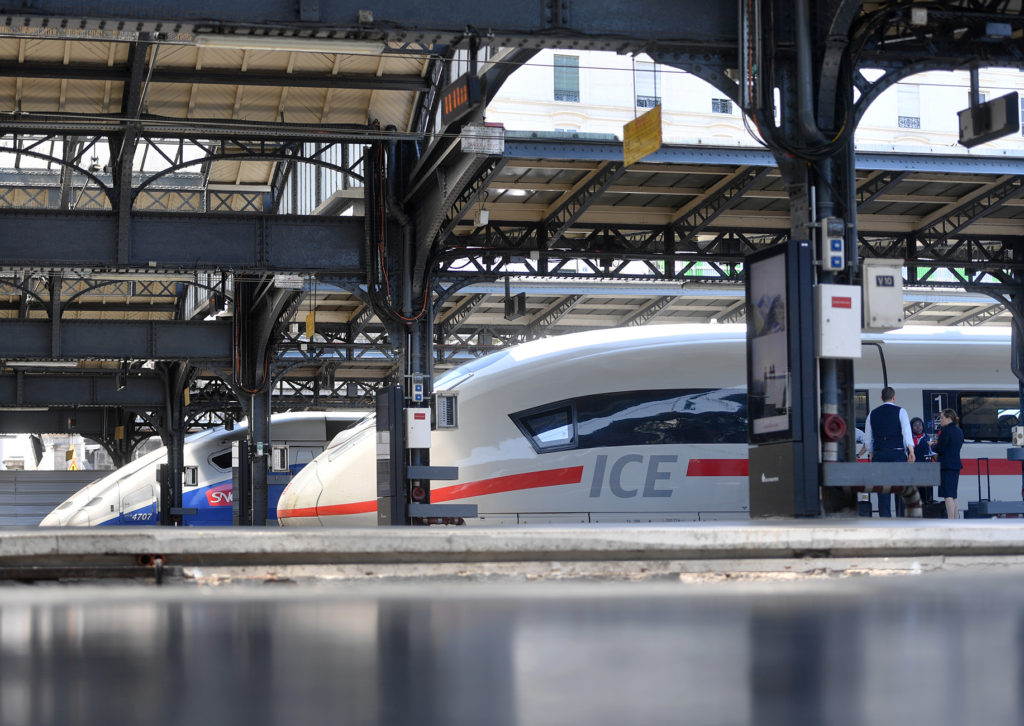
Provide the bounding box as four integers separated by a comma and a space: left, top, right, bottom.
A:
875, 274, 895, 287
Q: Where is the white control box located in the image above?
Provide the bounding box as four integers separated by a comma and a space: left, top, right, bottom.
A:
862, 258, 904, 332
406, 408, 431, 449
815, 284, 862, 359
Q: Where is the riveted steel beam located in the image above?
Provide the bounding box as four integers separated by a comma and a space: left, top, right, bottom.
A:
0, 319, 231, 361
0, 210, 363, 273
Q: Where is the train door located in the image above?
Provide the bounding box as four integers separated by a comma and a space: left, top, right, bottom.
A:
118, 479, 157, 524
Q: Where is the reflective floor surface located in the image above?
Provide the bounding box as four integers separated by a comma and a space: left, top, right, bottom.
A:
1, 571, 1021, 726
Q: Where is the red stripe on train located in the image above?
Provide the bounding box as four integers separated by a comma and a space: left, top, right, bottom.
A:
278, 500, 377, 519
961, 458, 1022, 476
686, 459, 748, 476
433, 466, 585, 502
279, 466, 585, 520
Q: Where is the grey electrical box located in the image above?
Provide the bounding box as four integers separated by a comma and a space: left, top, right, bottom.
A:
270, 445, 289, 472
861, 259, 904, 332
435, 392, 458, 429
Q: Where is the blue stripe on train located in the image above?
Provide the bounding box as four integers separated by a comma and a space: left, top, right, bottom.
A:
98, 465, 302, 526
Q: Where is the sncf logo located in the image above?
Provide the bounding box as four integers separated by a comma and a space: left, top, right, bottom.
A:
206, 484, 233, 506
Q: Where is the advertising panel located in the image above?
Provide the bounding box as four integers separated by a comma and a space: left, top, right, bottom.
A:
747, 246, 791, 441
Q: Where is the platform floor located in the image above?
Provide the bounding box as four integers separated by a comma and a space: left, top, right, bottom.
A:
2, 571, 1023, 726
2, 522, 1023, 726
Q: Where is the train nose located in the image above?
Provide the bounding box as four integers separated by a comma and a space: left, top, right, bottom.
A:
39, 500, 78, 527
278, 460, 324, 527
39, 510, 65, 527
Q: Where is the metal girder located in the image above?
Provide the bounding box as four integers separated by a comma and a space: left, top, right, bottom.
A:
270, 374, 384, 409
526, 295, 583, 339
941, 303, 1006, 327
672, 166, 771, 236
544, 162, 626, 249
718, 299, 747, 324
433, 157, 508, 247
621, 297, 674, 327
0, 319, 231, 360
412, 146, 502, 272
0, 2, 738, 50
0, 301, 177, 314
0, 407, 115, 436
444, 225, 775, 281
916, 177, 1024, 246
0, 372, 166, 407
909, 236, 1024, 282
347, 304, 375, 343
437, 293, 487, 340
857, 170, 908, 209
0, 61, 429, 92
0, 210, 363, 272
902, 301, 932, 321
500, 139, 1024, 176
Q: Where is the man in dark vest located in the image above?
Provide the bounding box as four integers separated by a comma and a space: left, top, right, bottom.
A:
864, 386, 916, 517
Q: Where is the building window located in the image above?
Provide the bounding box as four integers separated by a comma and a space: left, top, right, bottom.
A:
711, 98, 733, 115
635, 61, 660, 108
897, 85, 920, 129
553, 55, 579, 103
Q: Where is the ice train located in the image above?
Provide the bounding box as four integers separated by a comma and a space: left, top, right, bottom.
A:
277, 325, 1023, 526
40, 411, 362, 526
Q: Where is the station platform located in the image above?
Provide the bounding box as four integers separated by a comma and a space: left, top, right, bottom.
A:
3, 519, 1024, 582
2, 521, 1023, 726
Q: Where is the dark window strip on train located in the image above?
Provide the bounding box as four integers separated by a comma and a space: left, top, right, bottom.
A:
510, 388, 748, 454
856, 389, 1018, 443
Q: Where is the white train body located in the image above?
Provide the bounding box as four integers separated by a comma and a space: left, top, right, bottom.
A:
40, 412, 362, 527
278, 324, 1023, 526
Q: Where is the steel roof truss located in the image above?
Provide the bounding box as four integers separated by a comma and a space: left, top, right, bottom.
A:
917, 176, 1024, 245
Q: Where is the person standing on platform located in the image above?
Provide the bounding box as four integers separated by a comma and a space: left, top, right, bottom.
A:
933, 408, 964, 520
910, 416, 936, 505
864, 387, 915, 517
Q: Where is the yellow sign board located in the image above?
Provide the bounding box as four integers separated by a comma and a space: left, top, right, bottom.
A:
305, 310, 316, 339
623, 105, 662, 167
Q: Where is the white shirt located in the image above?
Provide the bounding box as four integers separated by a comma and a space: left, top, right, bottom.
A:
864, 402, 914, 454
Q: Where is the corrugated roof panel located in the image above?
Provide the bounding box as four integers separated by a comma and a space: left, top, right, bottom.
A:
62, 80, 115, 113
367, 91, 419, 130
18, 78, 62, 112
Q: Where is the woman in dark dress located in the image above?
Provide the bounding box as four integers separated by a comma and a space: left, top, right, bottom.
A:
933, 408, 965, 520
910, 417, 935, 504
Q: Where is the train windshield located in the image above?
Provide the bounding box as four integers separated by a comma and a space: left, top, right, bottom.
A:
325, 415, 375, 460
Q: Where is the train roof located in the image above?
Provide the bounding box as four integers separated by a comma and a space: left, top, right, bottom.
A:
70, 411, 363, 495
435, 324, 1011, 390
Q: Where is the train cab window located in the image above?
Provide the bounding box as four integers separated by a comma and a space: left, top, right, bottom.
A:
957, 392, 1019, 441
210, 450, 232, 470
512, 404, 577, 452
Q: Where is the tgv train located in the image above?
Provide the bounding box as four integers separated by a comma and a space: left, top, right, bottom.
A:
40, 412, 362, 527
277, 324, 1023, 526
